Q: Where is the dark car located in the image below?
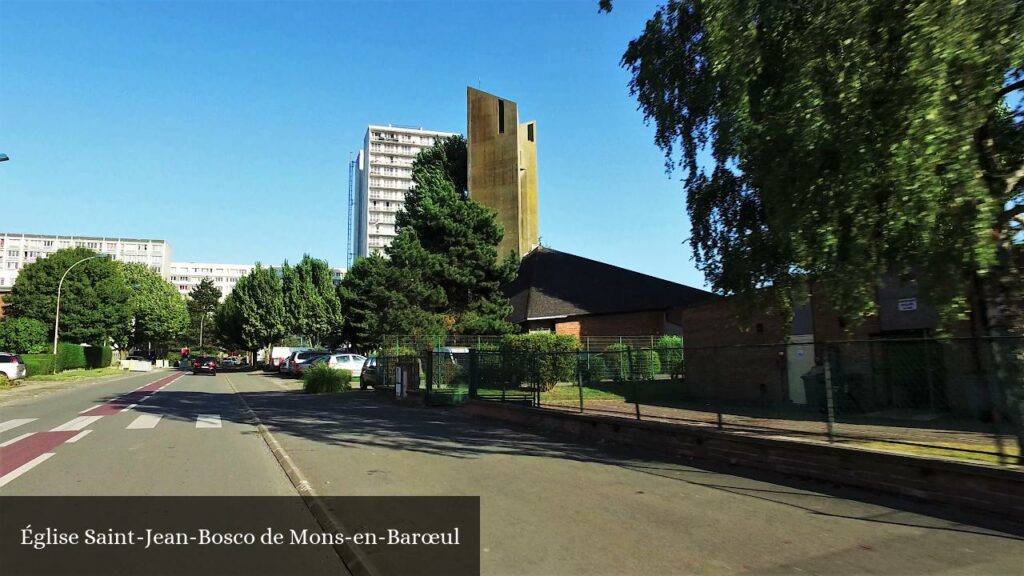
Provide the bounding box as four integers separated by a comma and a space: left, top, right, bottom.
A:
192, 356, 218, 376
359, 356, 378, 390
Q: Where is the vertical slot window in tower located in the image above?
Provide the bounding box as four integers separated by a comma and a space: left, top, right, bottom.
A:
498, 100, 505, 133
527, 123, 534, 142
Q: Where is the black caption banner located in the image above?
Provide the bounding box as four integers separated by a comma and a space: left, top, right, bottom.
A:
0, 496, 480, 576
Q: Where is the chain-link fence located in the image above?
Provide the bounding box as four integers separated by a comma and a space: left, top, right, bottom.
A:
374, 337, 1022, 466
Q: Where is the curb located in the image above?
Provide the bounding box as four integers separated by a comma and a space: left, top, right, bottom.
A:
224, 375, 378, 576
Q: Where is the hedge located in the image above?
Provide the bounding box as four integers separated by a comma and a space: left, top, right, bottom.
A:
56, 343, 87, 372
303, 364, 352, 393
22, 354, 57, 376
83, 346, 113, 369
578, 353, 607, 384
604, 343, 632, 382
634, 348, 662, 380
656, 335, 683, 379
500, 333, 580, 391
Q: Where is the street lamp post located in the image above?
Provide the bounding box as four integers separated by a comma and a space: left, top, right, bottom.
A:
53, 254, 109, 354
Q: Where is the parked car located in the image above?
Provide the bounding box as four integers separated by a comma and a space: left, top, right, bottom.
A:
0, 353, 27, 383
222, 357, 239, 367
283, 350, 324, 377
359, 356, 379, 390
270, 347, 293, 371
315, 353, 367, 374
192, 356, 218, 376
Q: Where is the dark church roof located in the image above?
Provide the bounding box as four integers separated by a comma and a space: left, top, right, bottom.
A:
504, 247, 717, 324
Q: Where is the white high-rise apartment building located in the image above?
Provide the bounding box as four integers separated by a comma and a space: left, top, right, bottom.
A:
0, 232, 345, 300
169, 262, 346, 299
353, 125, 456, 257
0, 232, 171, 289
168, 262, 255, 299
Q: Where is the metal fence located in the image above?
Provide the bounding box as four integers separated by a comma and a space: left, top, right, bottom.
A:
378, 337, 1023, 466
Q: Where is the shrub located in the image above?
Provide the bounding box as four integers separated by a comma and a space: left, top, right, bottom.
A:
500, 333, 580, 391
657, 335, 683, 379
0, 317, 49, 354
302, 364, 352, 393
22, 354, 57, 376
634, 348, 662, 380
83, 346, 113, 369
56, 343, 87, 372
578, 353, 607, 384
604, 343, 632, 382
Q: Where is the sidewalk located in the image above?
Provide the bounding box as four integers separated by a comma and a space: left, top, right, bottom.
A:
540, 398, 1020, 465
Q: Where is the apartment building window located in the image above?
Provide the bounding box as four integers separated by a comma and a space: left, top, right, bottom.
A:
107, 243, 116, 251
498, 100, 505, 133
7, 250, 17, 258
43, 240, 54, 247
528, 124, 534, 142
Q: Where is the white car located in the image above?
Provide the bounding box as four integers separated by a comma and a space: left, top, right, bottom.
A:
0, 353, 27, 382
322, 353, 367, 373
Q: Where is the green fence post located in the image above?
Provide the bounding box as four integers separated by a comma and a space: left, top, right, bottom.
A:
628, 347, 641, 420
824, 346, 836, 443
577, 355, 585, 413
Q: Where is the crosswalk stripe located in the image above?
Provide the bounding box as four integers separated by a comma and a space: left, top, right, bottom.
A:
66, 430, 92, 443
0, 419, 36, 434
50, 416, 103, 432
126, 414, 162, 430
196, 414, 221, 429
0, 433, 34, 448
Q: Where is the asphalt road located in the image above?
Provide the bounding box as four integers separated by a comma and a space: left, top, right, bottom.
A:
0, 369, 342, 575
2, 368, 1022, 575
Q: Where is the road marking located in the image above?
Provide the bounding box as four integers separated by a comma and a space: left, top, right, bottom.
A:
0, 419, 36, 434
0, 453, 55, 488
66, 430, 92, 443
127, 414, 162, 430
51, 416, 103, 432
0, 433, 34, 448
120, 403, 138, 413
196, 414, 221, 429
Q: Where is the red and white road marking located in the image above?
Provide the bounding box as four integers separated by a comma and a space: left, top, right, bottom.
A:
79, 372, 183, 416
0, 372, 183, 489
0, 431, 80, 487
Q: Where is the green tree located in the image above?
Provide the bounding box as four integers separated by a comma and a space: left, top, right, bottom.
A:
232, 264, 286, 357
282, 257, 344, 349
605, 0, 1022, 328
213, 292, 244, 352
391, 136, 518, 334
603, 0, 1024, 450
339, 254, 394, 352
5, 247, 131, 345
120, 263, 189, 355
0, 317, 49, 353
187, 278, 222, 349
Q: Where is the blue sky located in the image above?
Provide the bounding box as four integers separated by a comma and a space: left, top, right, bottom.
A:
0, 0, 707, 288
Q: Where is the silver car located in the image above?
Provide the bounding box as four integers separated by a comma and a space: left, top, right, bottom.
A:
0, 353, 27, 382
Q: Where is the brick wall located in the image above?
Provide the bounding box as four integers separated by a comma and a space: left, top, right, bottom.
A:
679, 298, 790, 403
553, 310, 675, 338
